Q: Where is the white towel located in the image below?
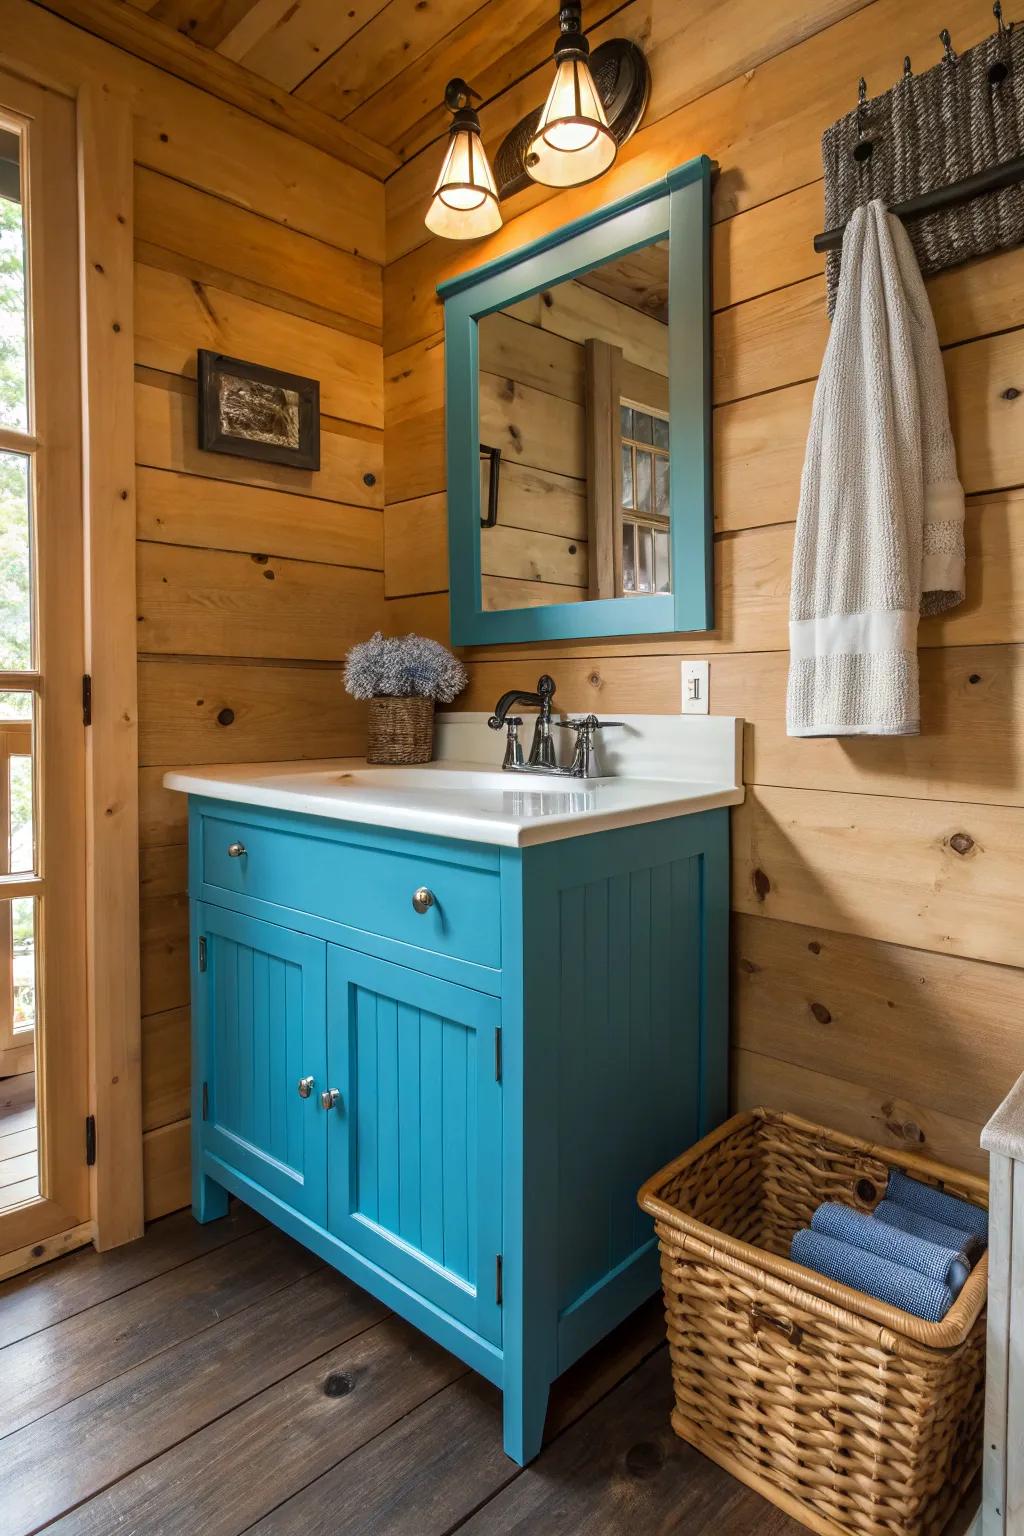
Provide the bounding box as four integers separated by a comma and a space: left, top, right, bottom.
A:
787, 200, 965, 737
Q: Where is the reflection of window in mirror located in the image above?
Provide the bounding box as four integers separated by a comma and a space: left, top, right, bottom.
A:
475, 237, 669, 612
620, 404, 670, 595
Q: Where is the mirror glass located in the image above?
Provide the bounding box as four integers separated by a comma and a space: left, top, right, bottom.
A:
476, 238, 670, 614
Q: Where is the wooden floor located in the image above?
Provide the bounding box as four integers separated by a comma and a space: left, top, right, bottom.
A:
0, 1201, 805, 1535
0, 1074, 37, 1214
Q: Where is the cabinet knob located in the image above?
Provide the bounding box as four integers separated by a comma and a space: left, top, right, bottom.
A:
297, 1076, 314, 1099
412, 886, 435, 914
227, 842, 247, 858
320, 1088, 341, 1110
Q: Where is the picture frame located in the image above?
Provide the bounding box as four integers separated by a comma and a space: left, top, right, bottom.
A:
196, 349, 320, 470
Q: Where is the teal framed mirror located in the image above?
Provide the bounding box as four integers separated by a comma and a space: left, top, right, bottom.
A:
439, 155, 714, 646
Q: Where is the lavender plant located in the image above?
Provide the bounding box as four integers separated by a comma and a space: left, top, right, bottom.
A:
344, 632, 467, 703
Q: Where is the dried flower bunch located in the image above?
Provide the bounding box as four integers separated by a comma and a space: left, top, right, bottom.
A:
344, 631, 467, 703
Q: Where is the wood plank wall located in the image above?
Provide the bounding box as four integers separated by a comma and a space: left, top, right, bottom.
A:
9, 1, 388, 1219
383, 0, 1024, 1175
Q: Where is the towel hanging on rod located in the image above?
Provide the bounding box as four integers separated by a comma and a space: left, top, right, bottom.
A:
815, 6, 1024, 311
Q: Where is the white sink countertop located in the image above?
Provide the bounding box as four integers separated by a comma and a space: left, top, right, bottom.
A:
164, 713, 744, 848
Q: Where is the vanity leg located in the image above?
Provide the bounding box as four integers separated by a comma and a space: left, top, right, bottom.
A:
503, 1374, 550, 1466
193, 1171, 229, 1224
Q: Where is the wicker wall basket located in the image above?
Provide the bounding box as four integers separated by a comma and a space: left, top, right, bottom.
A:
366, 695, 435, 764
638, 1109, 988, 1536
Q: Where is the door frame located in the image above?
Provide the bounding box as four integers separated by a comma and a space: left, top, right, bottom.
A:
0, 58, 142, 1264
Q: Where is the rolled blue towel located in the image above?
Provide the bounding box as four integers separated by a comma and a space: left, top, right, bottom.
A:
886, 1169, 988, 1242
790, 1229, 954, 1322
811, 1202, 969, 1296
874, 1199, 983, 1263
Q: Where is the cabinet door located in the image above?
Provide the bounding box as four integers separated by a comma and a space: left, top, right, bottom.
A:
196, 905, 327, 1223
327, 947, 502, 1347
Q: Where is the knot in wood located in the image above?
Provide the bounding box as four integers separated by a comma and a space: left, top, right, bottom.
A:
752, 867, 770, 901
809, 1002, 831, 1025
949, 832, 974, 856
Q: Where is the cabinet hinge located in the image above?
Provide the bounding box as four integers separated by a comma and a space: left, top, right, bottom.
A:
85, 1114, 96, 1166
494, 1025, 502, 1082
495, 1253, 503, 1306
198, 936, 207, 972
82, 674, 92, 727
201, 1081, 209, 1121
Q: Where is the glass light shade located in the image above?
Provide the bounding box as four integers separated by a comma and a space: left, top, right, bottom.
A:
526, 53, 617, 188
425, 123, 502, 240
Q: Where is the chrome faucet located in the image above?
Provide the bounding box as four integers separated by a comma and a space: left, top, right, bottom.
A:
488, 677, 622, 778
488, 674, 558, 770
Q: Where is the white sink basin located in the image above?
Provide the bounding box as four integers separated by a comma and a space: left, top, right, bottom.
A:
164, 715, 744, 848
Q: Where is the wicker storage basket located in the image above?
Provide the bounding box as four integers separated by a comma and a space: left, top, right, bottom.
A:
366, 695, 434, 764
638, 1109, 988, 1536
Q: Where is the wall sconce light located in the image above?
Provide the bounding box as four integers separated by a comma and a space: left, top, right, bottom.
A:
526, 1, 617, 188
423, 7, 650, 239
425, 78, 502, 241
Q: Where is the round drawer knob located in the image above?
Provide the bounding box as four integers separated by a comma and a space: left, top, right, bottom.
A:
297, 1076, 314, 1099
227, 842, 247, 858
412, 886, 435, 914
320, 1088, 341, 1110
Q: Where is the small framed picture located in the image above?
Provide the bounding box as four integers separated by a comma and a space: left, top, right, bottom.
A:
196, 350, 320, 470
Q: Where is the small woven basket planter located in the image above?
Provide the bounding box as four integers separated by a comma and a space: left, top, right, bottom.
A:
366, 695, 434, 764
638, 1109, 988, 1536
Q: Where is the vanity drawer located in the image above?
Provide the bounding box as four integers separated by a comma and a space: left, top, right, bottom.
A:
200, 812, 501, 970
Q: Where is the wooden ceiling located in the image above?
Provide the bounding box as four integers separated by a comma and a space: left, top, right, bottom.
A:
124, 0, 623, 167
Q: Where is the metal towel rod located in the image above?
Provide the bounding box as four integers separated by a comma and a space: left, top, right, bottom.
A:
812, 152, 1024, 252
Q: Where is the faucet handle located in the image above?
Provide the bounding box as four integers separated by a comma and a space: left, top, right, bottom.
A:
556, 715, 624, 731
500, 715, 524, 769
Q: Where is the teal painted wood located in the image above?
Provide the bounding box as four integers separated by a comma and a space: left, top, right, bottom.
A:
187, 795, 731, 1468
326, 945, 503, 1347
194, 902, 328, 1224
201, 804, 501, 971
441, 155, 714, 646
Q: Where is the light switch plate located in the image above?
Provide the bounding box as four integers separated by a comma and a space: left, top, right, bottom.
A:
681, 660, 710, 715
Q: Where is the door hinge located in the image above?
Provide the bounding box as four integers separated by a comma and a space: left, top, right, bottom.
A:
82, 674, 92, 727
495, 1253, 503, 1306
201, 1081, 209, 1121
85, 1114, 96, 1166
494, 1025, 502, 1082
198, 936, 207, 972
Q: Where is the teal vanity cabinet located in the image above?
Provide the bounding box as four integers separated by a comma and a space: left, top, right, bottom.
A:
185, 794, 729, 1465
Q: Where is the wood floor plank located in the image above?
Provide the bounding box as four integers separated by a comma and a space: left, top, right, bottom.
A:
0, 1152, 36, 1190
0, 1269, 386, 1536
0, 1204, 263, 1350
245, 1297, 668, 1535
46, 1317, 463, 1535
0, 1227, 320, 1437
458, 1349, 804, 1535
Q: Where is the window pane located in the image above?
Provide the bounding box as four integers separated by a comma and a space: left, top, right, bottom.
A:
12, 895, 35, 1033
619, 404, 633, 438
637, 526, 653, 592
0, 129, 28, 434
653, 415, 670, 450
636, 451, 653, 514
621, 445, 634, 510
655, 455, 670, 514
0, 453, 31, 669
633, 411, 653, 445
0, 689, 31, 719
655, 529, 671, 593
621, 523, 636, 592
9, 749, 33, 875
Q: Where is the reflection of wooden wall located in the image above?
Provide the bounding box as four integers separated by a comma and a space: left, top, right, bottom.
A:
10, 2, 388, 1221
477, 286, 667, 609
383, 0, 1024, 1177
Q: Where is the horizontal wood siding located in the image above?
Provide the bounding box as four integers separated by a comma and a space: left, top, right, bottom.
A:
382, 0, 1024, 1170
7, 0, 398, 1219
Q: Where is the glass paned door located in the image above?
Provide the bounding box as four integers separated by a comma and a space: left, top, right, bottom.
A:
0, 71, 89, 1251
